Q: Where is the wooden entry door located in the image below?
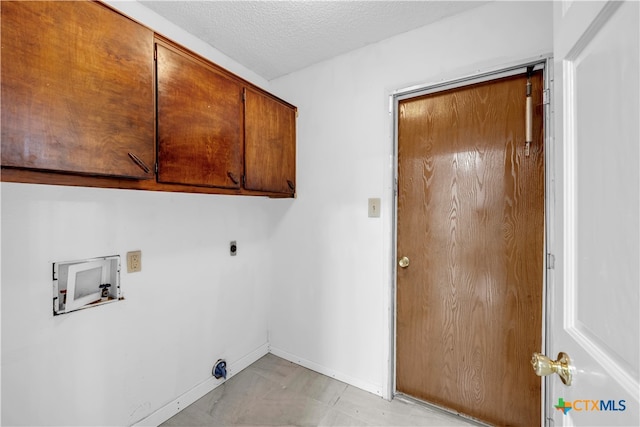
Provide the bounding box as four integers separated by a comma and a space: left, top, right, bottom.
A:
396, 71, 545, 426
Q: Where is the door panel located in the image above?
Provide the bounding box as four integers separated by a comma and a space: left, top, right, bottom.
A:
397, 72, 544, 426
156, 43, 243, 189
1, 1, 155, 179
244, 88, 296, 195
550, 1, 639, 425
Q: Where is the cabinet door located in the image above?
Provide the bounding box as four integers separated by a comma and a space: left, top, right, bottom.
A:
244, 88, 296, 195
156, 44, 243, 189
1, 1, 155, 179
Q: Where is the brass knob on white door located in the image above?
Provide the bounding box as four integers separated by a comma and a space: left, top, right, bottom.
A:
531, 352, 572, 386
398, 256, 410, 268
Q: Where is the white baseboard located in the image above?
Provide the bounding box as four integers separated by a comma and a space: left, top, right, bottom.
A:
133, 343, 269, 427
269, 346, 383, 397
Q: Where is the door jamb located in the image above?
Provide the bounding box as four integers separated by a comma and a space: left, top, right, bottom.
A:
387, 56, 554, 425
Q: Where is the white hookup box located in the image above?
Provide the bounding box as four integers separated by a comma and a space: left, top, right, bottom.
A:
53, 255, 122, 315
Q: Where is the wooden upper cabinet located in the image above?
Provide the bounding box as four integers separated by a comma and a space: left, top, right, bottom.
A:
1, 1, 155, 179
1, 1, 297, 197
244, 88, 296, 195
156, 43, 243, 189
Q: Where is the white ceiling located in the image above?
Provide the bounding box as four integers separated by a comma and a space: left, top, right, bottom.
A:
139, 1, 489, 81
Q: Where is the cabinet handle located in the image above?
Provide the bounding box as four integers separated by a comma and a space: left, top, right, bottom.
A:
128, 152, 151, 174
287, 180, 295, 191
227, 172, 240, 185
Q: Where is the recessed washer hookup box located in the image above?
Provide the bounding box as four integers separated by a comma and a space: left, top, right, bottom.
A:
53, 255, 122, 315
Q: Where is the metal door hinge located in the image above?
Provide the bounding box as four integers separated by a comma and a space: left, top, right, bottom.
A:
547, 253, 555, 269
543, 89, 550, 105
242, 175, 246, 185
154, 45, 157, 61
155, 163, 158, 174
242, 89, 246, 102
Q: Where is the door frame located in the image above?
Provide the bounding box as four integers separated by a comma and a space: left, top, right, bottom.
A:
388, 55, 554, 424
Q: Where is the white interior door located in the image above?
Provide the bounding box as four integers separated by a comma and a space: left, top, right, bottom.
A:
549, 1, 639, 425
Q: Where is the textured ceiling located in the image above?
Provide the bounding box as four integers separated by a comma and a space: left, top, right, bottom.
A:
140, 1, 489, 81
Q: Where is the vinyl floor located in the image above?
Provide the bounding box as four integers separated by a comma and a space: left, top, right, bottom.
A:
160, 354, 480, 426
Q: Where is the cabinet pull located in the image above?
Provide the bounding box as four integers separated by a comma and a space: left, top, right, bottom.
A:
287, 180, 295, 191
128, 152, 151, 174
227, 172, 240, 185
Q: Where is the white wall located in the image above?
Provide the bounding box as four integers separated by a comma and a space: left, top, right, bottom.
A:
102, 0, 269, 90
1, 184, 280, 426
0, 2, 279, 426
268, 1, 553, 398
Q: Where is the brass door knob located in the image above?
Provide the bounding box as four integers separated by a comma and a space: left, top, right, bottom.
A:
398, 256, 410, 268
531, 352, 572, 385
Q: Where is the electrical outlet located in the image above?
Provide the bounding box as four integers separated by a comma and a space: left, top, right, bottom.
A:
127, 250, 142, 273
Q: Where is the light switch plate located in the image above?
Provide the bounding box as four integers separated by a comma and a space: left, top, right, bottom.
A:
368, 198, 381, 218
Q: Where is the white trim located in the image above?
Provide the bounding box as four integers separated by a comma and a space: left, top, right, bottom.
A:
133, 343, 269, 427
393, 55, 549, 101
562, 58, 578, 336
269, 346, 383, 397
386, 88, 401, 403
568, 326, 640, 401
542, 56, 555, 427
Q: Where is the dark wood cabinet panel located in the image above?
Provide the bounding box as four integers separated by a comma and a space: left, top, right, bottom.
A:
1, 1, 155, 179
1, 1, 297, 198
244, 88, 296, 195
156, 43, 243, 189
